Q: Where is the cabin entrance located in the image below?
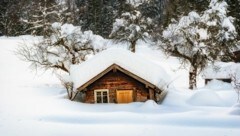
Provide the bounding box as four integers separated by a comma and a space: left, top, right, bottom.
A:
116, 90, 133, 103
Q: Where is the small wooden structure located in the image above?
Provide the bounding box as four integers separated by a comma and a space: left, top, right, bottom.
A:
204, 78, 231, 85
70, 48, 169, 104
202, 62, 240, 85
79, 64, 159, 103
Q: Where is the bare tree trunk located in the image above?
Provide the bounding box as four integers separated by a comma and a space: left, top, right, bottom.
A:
130, 40, 136, 53
189, 66, 197, 90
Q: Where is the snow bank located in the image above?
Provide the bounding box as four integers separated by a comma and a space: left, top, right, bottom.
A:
161, 89, 191, 106
70, 48, 171, 91
228, 103, 240, 115
187, 90, 226, 107
141, 100, 159, 109
205, 79, 238, 106
205, 79, 233, 90
163, 87, 237, 107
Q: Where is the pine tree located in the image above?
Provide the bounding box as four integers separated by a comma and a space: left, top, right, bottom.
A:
162, 0, 209, 29
77, 0, 133, 38
226, 0, 240, 40
110, 10, 153, 52
0, 0, 25, 36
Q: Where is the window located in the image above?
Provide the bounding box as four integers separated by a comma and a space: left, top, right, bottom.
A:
94, 89, 109, 103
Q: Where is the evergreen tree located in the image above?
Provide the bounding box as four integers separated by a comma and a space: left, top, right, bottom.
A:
0, 0, 25, 36
162, 0, 209, 29
61, 0, 79, 25
110, 10, 153, 52
76, 0, 133, 38
226, 0, 240, 40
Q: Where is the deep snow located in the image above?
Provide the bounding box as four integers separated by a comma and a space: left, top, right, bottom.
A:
0, 36, 240, 136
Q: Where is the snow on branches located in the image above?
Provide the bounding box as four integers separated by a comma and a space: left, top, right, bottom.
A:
161, 0, 238, 89
17, 22, 106, 74
109, 10, 152, 52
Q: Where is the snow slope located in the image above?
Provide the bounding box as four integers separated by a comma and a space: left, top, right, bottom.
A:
0, 36, 239, 136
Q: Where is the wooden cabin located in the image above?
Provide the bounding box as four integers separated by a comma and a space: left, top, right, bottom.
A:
80, 64, 157, 103
202, 62, 240, 85
204, 78, 231, 85
70, 48, 170, 104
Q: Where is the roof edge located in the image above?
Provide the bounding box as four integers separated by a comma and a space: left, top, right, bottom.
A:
76, 63, 158, 92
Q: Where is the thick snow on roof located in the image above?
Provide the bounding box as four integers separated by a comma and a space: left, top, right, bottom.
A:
202, 62, 240, 80
70, 48, 170, 91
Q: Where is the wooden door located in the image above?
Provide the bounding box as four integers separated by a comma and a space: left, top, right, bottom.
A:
116, 90, 133, 103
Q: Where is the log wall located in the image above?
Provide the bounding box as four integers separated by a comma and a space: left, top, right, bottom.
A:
82, 70, 150, 103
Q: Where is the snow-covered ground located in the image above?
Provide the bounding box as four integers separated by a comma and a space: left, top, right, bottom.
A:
0, 36, 239, 136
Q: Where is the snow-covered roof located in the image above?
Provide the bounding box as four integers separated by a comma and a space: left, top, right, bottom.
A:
202, 62, 240, 79
70, 48, 170, 91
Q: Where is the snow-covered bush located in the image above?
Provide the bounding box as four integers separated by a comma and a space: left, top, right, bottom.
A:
161, 0, 238, 89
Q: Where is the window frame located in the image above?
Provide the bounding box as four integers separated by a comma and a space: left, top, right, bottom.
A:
94, 89, 109, 103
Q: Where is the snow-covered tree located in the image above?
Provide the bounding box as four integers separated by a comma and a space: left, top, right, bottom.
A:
162, 0, 209, 30
17, 23, 105, 73
137, 0, 166, 35
109, 10, 153, 52
0, 0, 25, 36
21, 0, 63, 36
77, 0, 118, 38
58, 0, 79, 25
17, 23, 105, 99
161, 0, 238, 89
226, 0, 240, 40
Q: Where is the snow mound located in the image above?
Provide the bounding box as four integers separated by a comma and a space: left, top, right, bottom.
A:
141, 100, 159, 109
205, 79, 233, 90
228, 103, 240, 115
187, 90, 226, 107
161, 89, 191, 106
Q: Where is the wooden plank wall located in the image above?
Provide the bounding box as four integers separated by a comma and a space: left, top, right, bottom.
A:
83, 70, 150, 103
